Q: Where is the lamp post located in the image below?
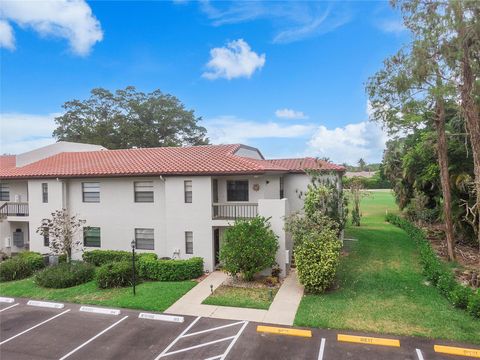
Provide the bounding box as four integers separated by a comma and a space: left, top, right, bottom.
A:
131, 239, 136, 296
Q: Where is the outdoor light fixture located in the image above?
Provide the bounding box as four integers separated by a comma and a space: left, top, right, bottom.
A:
131, 239, 136, 296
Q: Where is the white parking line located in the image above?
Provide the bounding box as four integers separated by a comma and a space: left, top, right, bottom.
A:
0, 309, 71, 346
318, 338, 326, 360
217, 321, 248, 360
182, 320, 245, 338
416, 348, 425, 360
0, 303, 19, 312
158, 336, 236, 357
154, 316, 202, 360
58, 315, 128, 360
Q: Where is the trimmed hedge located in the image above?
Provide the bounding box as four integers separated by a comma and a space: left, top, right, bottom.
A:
35, 262, 95, 288
138, 257, 203, 281
386, 214, 479, 318
0, 251, 45, 282
83, 250, 158, 266
96, 261, 137, 289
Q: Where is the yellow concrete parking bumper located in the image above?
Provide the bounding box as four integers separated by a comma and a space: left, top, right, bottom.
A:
256, 325, 312, 338
337, 334, 400, 347
434, 345, 480, 358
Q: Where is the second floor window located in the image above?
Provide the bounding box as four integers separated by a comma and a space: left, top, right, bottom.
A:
227, 180, 249, 201
42, 183, 48, 203
0, 183, 10, 201
135, 228, 154, 250
184, 180, 192, 203
84, 227, 101, 247
82, 182, 100, 203
134, 181, 154, 202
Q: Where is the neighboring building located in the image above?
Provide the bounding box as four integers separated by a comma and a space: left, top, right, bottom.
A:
344, 171, 376, 178
0, 142, 345, 276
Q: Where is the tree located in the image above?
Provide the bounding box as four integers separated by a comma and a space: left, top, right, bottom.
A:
349, 177, 367, 226
367, 3, 458, 260
358, 158, 366, 171
37, 209, 86, 263
219, 217, 279, 281
53, 86, 209, 149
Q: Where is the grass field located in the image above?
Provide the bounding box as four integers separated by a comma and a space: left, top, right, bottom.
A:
0, 278, 196, 312
294, 191, 480, 344
202, 285, 278, 310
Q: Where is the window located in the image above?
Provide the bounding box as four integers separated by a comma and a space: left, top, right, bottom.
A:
184, 180, 192, 203
82, 182, 100, 203
42, 228, 49, 247
0, 183, 10, 201
185, 231, 193, 254
134, 181, 154, 202
279, 177, 284, 199
42, 183, 48, 203
13, 229, 24, 247
227, 180, 249, 201
135, 228, 154, 250
84, 227, 101, 247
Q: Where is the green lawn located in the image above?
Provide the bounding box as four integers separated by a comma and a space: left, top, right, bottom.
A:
203, 285, 278, 310
0, 278, 196, 312
295, 190, 480, 344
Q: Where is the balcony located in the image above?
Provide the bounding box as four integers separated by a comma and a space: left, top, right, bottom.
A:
0, 202, 29, 217
212, 203, 258, 220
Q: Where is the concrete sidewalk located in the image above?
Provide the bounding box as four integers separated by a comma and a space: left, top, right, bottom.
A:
165, 269, 304, 325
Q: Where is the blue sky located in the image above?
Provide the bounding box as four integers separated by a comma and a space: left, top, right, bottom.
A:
0, 0, 409, 164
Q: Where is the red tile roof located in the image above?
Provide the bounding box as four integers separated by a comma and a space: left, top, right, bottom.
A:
268, 158, 345, 172
0, 155, 16, 170
0, 145, 343, 179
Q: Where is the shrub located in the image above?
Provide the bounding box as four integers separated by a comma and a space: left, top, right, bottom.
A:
0, 252, 45, 282
138, 257, 203, 281
35, 262, 95, 288
386, 214, 478, 319
83, 249, 157, 266
285, 212, 339, 248
96, 261, 137, 289
295, 228, 342, 293
467, 290, 480, 318
219, 217, 278, 281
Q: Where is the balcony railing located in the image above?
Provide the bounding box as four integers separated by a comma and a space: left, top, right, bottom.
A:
0, 202, 29, 217
212, 203, 258, 220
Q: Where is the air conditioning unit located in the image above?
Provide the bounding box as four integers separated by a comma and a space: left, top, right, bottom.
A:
285, 249, 290, 264
4, 236, 11, 248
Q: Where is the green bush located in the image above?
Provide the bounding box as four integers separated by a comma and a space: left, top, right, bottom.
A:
138, 257, 203, 281
96, 261, 138, 289
219, 217, 279, 281
386, 214, 478, 319
0, 252, 45, 282
83, 249, 157, 266
295, 228, 342, 293
35, 262, 95, 288
467, 290, 480, 318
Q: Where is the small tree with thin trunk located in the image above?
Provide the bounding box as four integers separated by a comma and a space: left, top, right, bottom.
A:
37, 209, 86, 263
349, 177, 367, 226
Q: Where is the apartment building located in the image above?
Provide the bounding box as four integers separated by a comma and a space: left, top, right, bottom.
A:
0, 142, 344, 276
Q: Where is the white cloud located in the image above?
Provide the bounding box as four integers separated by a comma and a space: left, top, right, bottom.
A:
377, 18, 406, 34
0, 112, 58, 154
205, 115, 314, 144
275, 108, 308, 120
0, 20, 14, 49
203, 39, 265, 80
305, 121, 388, 164
0, 0, 103, 56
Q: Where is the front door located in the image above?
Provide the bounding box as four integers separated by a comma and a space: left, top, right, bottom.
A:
214, 228, 220, 266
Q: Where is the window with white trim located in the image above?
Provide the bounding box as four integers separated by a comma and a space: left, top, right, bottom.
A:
135, 228, 154, 250
185, 231, 193, 254
84, 227, 101, 247
184, 180, 192, 203
82, 182, 100, 203
134, 181, 154, 202
42, 183, 48, 203
0, 183, 10, 201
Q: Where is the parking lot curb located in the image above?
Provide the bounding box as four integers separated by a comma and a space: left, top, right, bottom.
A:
27, 300, 65, 309
0, 297, 15, 303
434, 344, 480, 358
256, 325, 312, 338
79, 306, 120, 315
337, 334, 400, 347
139, 313, 184, 323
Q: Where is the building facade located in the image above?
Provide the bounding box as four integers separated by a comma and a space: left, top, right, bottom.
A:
0, 142, 344, 276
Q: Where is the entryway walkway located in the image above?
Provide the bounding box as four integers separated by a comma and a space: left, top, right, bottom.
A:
165, 270, 304, 325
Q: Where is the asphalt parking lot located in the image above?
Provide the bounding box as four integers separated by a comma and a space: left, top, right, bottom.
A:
0, 298, 479, 360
